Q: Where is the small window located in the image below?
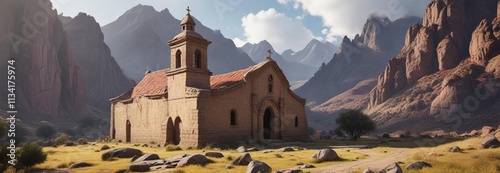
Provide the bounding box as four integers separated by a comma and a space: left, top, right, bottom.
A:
230, 110, 237, 126
268, 75, 273, 81
175, 50, 182, 68
182, 26, 186, 31
194, 49, 201, 68
268, 75, 273, 93
268, 84, 273, 93
294, 116, 298, 127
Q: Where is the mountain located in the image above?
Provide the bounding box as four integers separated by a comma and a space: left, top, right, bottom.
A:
240, 40, 317, 82
0, 0, 86, 115
60, 13, 135, 111
101, 5, 255, 82
295, 16, 422, 107
282, 39, 339, 67
367, 0, 500, 132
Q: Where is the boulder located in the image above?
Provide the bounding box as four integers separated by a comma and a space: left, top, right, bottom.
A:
246, 160, 272, 173
231, 153, 253, 166
279, 147, 295, 152
132, 153, 160, 162
101, 145, 110, 151
129, 162, 150, 172
102, 148, 143, 160
405, 161, 432, 170
311, 148, 338, 162
176, 154, 212, 167
205, 152, 224, 158
237, 146, 247, 153
381, 163, 403, 173
481, 135, 500, 149
481, 126, 496, 137
69, 162, 93, 169
448, 146, 461, 152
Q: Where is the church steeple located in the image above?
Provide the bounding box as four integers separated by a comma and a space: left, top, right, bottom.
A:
167, 7, 212, 90
181, 6, 196, 31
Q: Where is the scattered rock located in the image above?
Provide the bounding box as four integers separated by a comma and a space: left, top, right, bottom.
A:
226, 165, 234, 169
382, 133, 391, 138
381, 163, 403, 173
405, 161, 432, 170
101, 145, 110, 151
237, 146, 247, 153
69, 162, 93, 169
129, 162, 150, 172
311, 148, 338, 162
262, 150, 273, 153
246, 160, 272, 173
296, 162, 304, 165
276, 169, 303, 173
113, 169, 128, 173
231, 153, 253, 165
299, 164, 315, 169
132, 153, 160, 162
131, 155, 140, 162
205, 152, 224, 158
141, 144, 148, 147
176, 154, 212, 167
481, 135, 500, 149
274, 154, 283, 158
449, 146, 461, 152
362, 169, 375, 173
247, 147, 259, 152
481, 126, 496, 137
102, 148, 143, 161
279, 147, 295, 152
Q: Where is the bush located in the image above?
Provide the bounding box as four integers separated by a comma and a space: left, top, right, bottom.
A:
165, 144, 182, 151
16, 142, 47, 169
76, 138, 88, 145
54, 133, 70, 146
36, 124, 56, 141
336, 109, 376, 140
382, 133, 391, 138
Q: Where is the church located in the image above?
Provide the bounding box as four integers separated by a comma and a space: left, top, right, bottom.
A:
110, 8, 309, 147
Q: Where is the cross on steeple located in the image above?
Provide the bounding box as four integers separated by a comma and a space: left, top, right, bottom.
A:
186, 6, 191, 14
267, 49, 272, 59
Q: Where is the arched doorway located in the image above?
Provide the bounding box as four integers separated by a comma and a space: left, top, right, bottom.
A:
166, 118, 174, 144
126, 120, 131, 143
263, 108, 274, 139
174, 117, 182, 145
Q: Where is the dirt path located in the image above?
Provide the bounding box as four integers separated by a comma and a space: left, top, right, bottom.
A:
313, 149, 411, 173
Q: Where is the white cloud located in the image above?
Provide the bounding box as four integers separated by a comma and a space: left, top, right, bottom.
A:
279, 0, 430, 42
240, 8, 315, 52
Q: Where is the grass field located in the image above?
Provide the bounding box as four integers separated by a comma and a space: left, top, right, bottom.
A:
31, 137, 500, 173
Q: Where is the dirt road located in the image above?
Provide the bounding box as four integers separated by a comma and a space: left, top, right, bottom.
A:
313, 149, 411, 173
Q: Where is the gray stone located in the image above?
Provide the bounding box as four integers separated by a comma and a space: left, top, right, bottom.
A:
299, 164, 315, 169
129, 162, 150, 172
101, 145, 110, 151
482, 135, 500, 149
246, 160, 272, 173
280, 147, 295, 152
405, 161, 432, 170
133, 153, 160, 162
102, 148, 143, 160
176, 154, 212, 167
205, 152, 224, 158
237, 146, 247, 153
448, 146, 461, 152
277, 169, 303, 173
311, 148, 338, 162
231, 153, 253, 165
69, 162, 93, 169
381, 163, 403, 173
247, 147, 259, 152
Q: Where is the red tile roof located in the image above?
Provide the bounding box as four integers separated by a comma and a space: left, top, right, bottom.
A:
112, 62, 262, 102
210, 65, 255, 90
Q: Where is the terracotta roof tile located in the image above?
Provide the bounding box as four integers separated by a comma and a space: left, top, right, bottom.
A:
210, 65, 255, 90
112, 69, 169, 101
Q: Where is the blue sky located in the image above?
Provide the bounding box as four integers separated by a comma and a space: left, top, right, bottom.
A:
50, 0, 430, 53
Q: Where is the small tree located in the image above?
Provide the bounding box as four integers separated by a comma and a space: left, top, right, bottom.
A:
16, 142, 47, 169
335, 109, 375, 140
36, 124, 56, 142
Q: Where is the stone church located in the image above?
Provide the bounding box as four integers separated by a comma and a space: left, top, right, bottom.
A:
110, 9, 309, 147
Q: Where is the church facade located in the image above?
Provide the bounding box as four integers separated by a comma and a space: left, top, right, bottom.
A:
110, 9, 309, 147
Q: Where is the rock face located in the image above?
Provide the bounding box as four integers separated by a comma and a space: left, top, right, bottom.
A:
297, 16, 421, 107
101, 5, 255, 82
60, 13, 135, 111
240, 40, 317, 82
367, 0, 500, 132
246, 160, 272, 173
0, 0, 86, 115
311, 148, 338, 162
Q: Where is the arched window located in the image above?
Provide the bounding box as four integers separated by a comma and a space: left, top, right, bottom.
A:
230, 110, 236, 126
175, 50, 182, 68
294, 116, 298, 127
268, 75, 273, 93
194, 49, 201, 68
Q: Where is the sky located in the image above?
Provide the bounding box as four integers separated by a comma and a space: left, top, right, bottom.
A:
50, 0, 430, 53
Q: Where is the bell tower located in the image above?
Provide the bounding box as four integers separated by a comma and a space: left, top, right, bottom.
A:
167, 6, 212, 91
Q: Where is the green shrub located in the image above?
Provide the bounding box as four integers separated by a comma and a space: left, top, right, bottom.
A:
53, 133, 70, 146
76, 138, 88, 145
16, 142, 47, 169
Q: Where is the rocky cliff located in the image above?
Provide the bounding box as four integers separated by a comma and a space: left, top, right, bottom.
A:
101, 5, 255, 82
61, 13, 135, 111
240, 40, 317, 82
0, 0, 86, 115
368, 0, 500, 132
295, 16, 421, 106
